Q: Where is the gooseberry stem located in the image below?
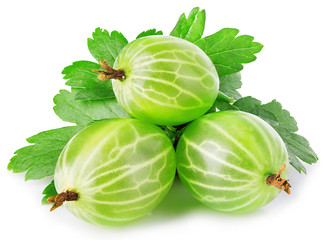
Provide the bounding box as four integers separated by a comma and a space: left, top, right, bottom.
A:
216, 92, 235, 104
47, 190, 79, 211
92, 60, 125, 81
266, 164, 291, 194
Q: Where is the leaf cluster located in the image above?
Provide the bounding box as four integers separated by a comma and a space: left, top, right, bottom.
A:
8, 7, 318, 203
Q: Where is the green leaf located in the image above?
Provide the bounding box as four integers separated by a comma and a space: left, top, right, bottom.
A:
261, 100, 298, 132
208, 92, 238, 113
136, 29, 163, 39
219, 72, 242, 100
53, 89, 129, 126
170, 7, 206, 43
88, 28, 128, 66
62, 61, 115, 100
212, 99, 239, 112
261, 100, 318, 166
8, 126, 82, 180
232, 97, 318, 173
288, 151, 307, 174
233, 97, 278, 127
42, 181, 57, 204
195, 28, 263, 77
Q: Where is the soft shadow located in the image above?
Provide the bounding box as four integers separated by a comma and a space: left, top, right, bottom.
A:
151, 176, 209, 217
126, 176, 214, 227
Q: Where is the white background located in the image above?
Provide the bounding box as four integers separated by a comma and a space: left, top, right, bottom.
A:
1, 0, 325, 239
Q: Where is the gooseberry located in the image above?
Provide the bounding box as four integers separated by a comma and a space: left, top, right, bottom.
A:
94, 36, 219, 126
51, 118, 176, 225
176, 111, 290, 213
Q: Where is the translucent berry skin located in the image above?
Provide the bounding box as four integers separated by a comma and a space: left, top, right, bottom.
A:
176, 111, 289, 213
54, 118, 176, 225
113, 36, 219, 126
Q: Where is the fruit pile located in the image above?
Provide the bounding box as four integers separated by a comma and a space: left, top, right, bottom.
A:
8, 7, 318, 226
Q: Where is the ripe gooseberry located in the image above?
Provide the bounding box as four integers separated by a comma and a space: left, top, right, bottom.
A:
176, 111, 290, 213
49, 118, 176, 225
93, 36, 219, 126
